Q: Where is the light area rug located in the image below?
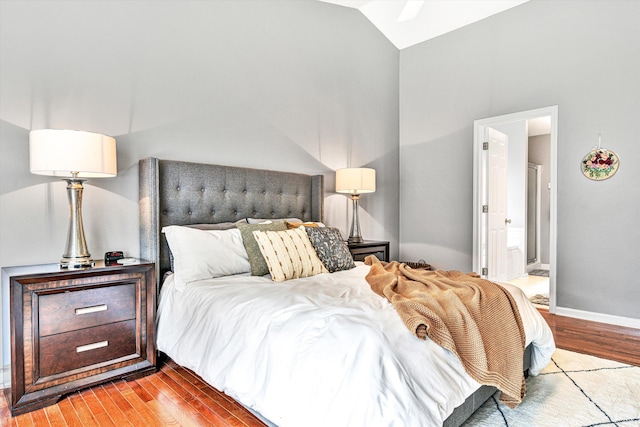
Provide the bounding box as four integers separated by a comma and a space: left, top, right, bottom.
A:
528, 294, 549, 306
462, 348, 640, 426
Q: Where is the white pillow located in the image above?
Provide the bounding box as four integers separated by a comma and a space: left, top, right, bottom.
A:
162, 226, 250, 290
252, 228, 327, 282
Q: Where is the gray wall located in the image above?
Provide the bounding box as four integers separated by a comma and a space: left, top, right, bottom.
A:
0, 0, 399, 368
399, 0, 640, 319
0, 0, 400, 268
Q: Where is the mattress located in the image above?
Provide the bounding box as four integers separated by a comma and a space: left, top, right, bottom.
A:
156, 263, 555, 427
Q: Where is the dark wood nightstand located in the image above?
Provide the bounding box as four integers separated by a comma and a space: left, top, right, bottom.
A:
1, 260, 156, 415
347, 240, 390, 262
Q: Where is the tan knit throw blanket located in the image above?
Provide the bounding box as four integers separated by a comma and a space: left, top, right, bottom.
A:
364, 256, 526, 408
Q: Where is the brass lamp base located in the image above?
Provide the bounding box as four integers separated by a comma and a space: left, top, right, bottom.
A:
60, 176, 93, 269
348, 194, 363, 243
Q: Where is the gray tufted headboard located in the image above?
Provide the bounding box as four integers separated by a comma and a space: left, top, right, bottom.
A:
139, 158, 324, 289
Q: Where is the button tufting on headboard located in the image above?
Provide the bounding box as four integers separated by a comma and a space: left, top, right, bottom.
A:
139, 157, 324, 291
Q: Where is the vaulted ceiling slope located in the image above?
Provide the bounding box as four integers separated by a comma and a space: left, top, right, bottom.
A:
317, 0, 529, 49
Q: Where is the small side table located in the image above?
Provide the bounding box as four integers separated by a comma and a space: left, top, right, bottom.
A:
1, 260, 156, 415
347, 240, 390, 262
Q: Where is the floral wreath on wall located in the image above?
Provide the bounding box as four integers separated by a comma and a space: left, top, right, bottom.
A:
580, 134, 619, 181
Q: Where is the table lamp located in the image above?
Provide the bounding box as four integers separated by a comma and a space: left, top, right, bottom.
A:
335, 167, 376, 243
29, 129, 117, 268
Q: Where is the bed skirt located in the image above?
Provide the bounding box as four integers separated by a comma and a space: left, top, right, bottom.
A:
444, 343, 532, 427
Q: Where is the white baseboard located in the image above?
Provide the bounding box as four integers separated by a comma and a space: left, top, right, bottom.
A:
1, 364, 9, 390
526, 263, 550, 272
555, 306, 640, 329
526, 262, 540, 272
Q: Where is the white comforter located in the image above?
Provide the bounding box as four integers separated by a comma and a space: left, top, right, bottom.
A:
156, 264, 555, 427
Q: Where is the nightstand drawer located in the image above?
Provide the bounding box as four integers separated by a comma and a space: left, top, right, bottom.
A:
39, 319, 137, 377
38, 283, 136, 336
347, 240, 390, 262
351, 249, 386, 262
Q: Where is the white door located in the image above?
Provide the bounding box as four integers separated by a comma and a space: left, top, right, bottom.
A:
486, 127, 509, 282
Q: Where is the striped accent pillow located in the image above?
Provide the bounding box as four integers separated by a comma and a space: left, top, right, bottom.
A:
252, 228, 328, 282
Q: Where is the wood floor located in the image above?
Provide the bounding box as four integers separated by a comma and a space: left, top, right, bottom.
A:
2, 310, 639, 426
537, 308, 640, 367
0, 359, 268, 427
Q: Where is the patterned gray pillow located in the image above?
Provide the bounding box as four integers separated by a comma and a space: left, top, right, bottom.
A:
237, 220, 287, 276
304, 227, 355, 273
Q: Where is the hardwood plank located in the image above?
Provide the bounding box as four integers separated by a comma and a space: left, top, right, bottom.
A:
18, 414, 35, 427
172, 365, 267, 427
148, 374, 209, 425
127, 380, 155, 403
11, 412, 34, 427
43, 405, 67, 427
89, 386, 133, 427
152, 369, 225, 426
145, 399, 182, 426
161, 363, 247, 427
128, 377, 184, 426
136, 375, 201, 427
115, 380, 166, 426
79, 388, 116, 427
68, 392, 100, 427
538, 308, 640, 367
160, 364, 234, 416
79, 387, 108, 417
101, 381, 135, 414
30, 408, 49, 426
100, 381, 151, 426
56, 397, 85, 427
0, 393, 12, 422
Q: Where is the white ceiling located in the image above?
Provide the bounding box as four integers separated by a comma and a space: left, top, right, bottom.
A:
317, 0, 529, 49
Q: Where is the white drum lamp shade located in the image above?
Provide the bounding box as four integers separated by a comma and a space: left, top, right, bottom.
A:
30, 129, 117, 178
335, 168, 376, 195
29, 129, 117, 268
335, 168, 376, 243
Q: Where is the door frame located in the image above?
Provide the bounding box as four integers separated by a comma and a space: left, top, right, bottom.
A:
472, 105, 558, 312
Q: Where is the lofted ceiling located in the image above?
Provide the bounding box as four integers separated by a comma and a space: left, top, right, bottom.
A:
317, 0, 529, 49
317, 0, 550, 136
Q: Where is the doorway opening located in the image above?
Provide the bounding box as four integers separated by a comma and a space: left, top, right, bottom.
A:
527, 163, 542, 266
472, 106, 558, 312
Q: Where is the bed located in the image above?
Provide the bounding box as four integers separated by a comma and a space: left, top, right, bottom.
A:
139, 157, 555, 427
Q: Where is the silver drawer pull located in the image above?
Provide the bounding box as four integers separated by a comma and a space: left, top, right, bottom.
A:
76, 340, 109, 353
75, 304, 107, 315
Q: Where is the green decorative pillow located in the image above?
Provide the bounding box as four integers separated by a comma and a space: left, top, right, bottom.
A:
237, 220, 287, 276
304, 226, 356, 273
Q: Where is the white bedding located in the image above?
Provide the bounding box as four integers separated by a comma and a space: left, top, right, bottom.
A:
156, 264, 555, 427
